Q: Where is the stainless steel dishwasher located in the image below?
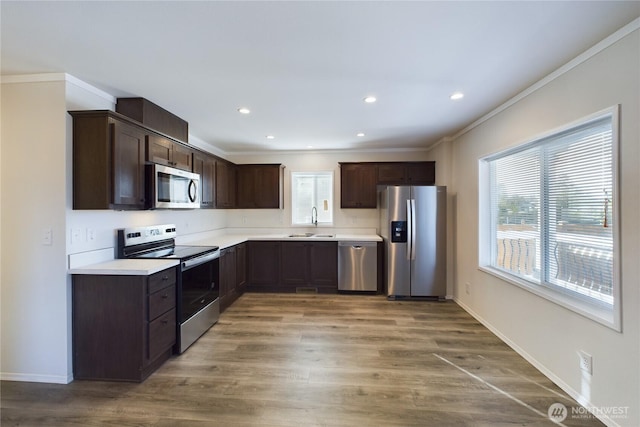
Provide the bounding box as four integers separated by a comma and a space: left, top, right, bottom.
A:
338, 241, 378, 291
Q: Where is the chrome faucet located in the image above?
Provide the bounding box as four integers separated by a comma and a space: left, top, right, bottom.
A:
311, 206, 318, 227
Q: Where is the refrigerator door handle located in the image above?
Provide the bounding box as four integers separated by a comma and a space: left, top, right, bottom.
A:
410, 199, 417, 260
406, 199, 412, 261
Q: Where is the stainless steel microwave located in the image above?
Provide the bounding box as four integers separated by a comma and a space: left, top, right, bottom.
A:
148, 164, 200, 209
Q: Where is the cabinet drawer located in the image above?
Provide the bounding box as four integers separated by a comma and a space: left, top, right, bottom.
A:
148, 284, 176, 320
148, 268, 176, 294
149, 308, 176, 360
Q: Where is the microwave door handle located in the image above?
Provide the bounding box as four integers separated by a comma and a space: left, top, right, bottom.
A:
188, 180, 197, 203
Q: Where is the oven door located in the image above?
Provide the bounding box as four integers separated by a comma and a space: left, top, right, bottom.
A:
177, 251, 220, 353
180, 252, 220, 323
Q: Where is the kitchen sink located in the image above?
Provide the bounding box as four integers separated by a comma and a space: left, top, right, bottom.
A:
312, 234, 334, 238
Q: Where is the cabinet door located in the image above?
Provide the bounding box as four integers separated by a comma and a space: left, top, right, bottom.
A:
237, 165, 281, 208
340, 163, 377, 208
112, 120, 146, 209
255, 166, 281, 208
220, 247, 237, 311
405, 161, 435, 185
216, 161, 236, 208
236, 243, 247, 291
280, 242, 309, 286
146, 134, 192, 171
72, 275, 145, 381
171, 143, 193, 171
309, 242, 338, 288
377, 163, 406, 184
146, 134, 172, 167
193, 152, 216, 207
247, 241, 280, 286
236, 166, 256, 208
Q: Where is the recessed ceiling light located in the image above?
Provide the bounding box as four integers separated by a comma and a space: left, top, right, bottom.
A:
357, 132, 365, 137
450, 92, 464, 101
237, 107, 251, 114
265, 135, 275, 140
307, 145, 313, 149
363, 96, 377, 103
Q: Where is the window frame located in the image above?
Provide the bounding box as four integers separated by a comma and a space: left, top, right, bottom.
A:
290, 171, 334, 227
478, 106, 621, 331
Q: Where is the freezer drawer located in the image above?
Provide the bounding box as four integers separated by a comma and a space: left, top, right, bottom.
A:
338, 241, 378, 291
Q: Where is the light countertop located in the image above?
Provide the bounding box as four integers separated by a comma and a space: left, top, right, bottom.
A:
69, 233, 381, 275
69, 259, 180, 276
189, 233, 382, 249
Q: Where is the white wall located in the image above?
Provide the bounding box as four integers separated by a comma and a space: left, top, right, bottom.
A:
1, 79, 70, 383
449, 25, 639, 426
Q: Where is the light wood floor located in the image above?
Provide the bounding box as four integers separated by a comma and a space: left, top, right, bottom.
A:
2, 293, 603, 426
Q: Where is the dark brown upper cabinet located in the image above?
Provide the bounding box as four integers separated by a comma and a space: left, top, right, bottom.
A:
71, 111, 147, 210
236, 164, 284, 209
116, 97, 188, 143
192, 150, 216, 208
146, 133, 193, 172
377, 161, 435, 185
215, 160, 237, 209
340, 161, 437, 208
340, 163, 378, 208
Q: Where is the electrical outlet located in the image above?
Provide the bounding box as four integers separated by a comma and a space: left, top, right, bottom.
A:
578, 350, 593, 375
87, 228, 96, 241
465, 282, 471, 295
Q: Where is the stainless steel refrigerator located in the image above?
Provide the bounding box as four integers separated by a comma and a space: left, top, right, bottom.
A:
380, 186, 446, 299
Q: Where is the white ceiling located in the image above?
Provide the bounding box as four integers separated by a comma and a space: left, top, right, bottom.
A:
2, 1, 639, 153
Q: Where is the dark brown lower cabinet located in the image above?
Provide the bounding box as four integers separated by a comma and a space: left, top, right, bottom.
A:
246, 241, 337, 293
236, 243, 247, 292
220, 246, 239, 312
308, 242, 339, 290
246, 241, 281, 291
281, 241, 338, 292
72, 267, 177, 382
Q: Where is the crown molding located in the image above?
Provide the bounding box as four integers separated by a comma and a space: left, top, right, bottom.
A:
1, 73, 116, 104
224, 146, 434, 157
452, 17, 640, 142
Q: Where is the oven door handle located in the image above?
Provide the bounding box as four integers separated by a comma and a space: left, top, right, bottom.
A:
181, 250, 220, 271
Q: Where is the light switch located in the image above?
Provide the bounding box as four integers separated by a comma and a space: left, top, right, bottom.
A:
42, 228, 52, 245
71, 227, 83, 244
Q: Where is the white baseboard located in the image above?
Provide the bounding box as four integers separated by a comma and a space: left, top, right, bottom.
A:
1, 371, 73, 384
453, 297, 621, 427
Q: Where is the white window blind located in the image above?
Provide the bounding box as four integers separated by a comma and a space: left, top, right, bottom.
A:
291, 172, 333, 225
485, 113, 616, 311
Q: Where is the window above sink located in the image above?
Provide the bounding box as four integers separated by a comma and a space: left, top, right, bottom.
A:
291, 171, 334, 226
